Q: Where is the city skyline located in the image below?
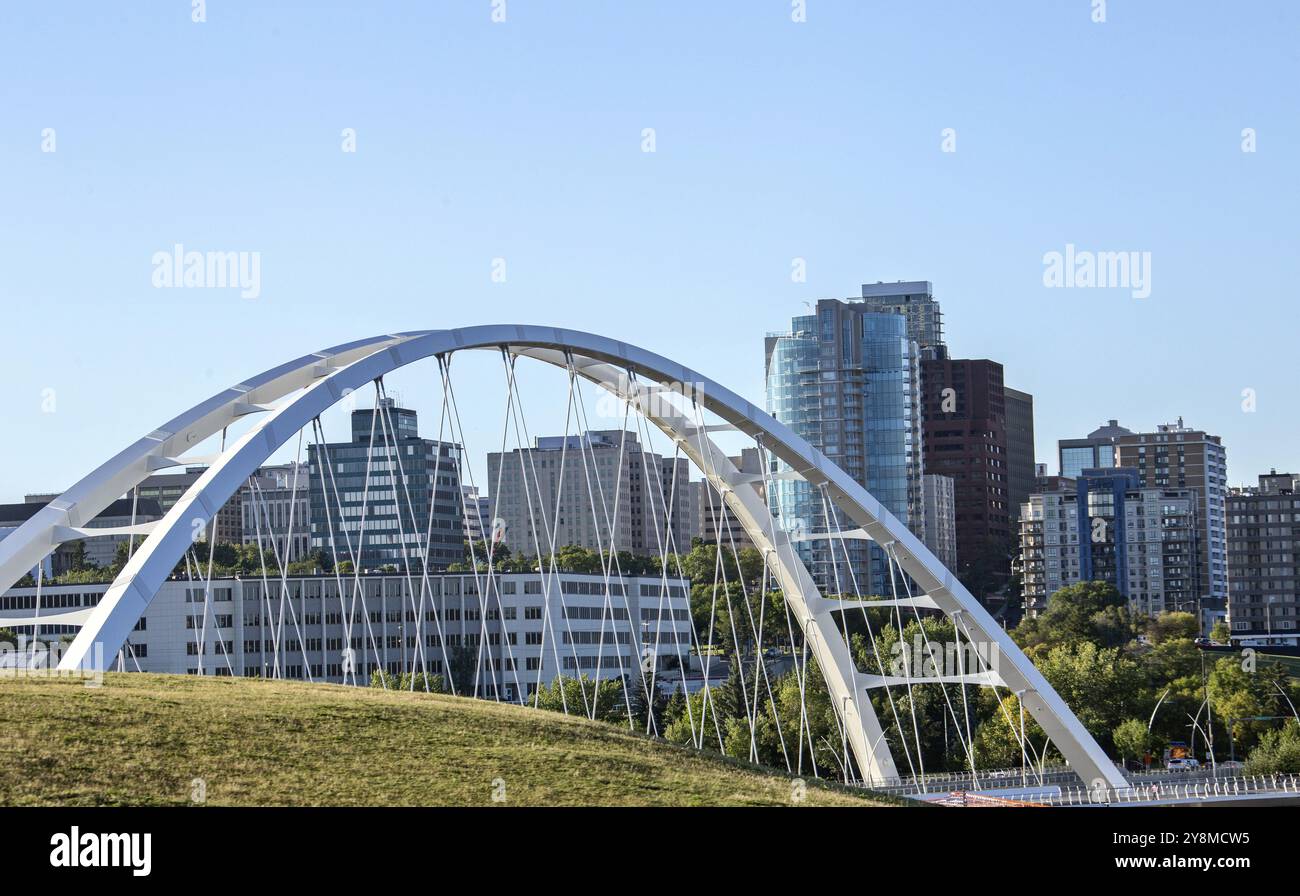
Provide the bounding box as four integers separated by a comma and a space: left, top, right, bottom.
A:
0, 284, 1283, 505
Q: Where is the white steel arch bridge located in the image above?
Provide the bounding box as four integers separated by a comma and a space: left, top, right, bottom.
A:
0, 325, 1128, 792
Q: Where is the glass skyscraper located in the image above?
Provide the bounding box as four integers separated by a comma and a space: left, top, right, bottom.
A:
764, 301, 923, 596
308, 399, 464, 571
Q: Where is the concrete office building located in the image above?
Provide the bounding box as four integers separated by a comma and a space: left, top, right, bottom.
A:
487, 431, 697, 559
1003, 387, 1036, 523
126, 468, 244, 543
0, 571, 695, 699
1116, 419, 1228, 606
920, 474, 958, 572
308, 399, 464, 571
240, 463, 312, 562
1018, 468, 1200, 618
698, 448, 763, 551
1226, 471, 1300, 647
461, 486, 490, 543
765, 301, 923, 595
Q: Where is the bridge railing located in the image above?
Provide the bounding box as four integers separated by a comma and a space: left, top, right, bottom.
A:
871, 761, 1276, 797
998, 773, 1300, 806
867, 764, 1082, 795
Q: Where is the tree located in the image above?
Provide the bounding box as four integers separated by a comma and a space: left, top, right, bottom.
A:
370, 669, 446, 693
1113, 718, 1152, 763
1033, 641, 1147, 752
1013, 581, 1136, 653
1147, 612, 1199, 645
678, 540, 764, 589
768, 659, 856, 777
1244, 720, 1300, 775
971, 691, 1049, 769
625, 673, 671, 735
531, 675, 626, 725
65, 540, 93, 572
1206, 655, 1300, 756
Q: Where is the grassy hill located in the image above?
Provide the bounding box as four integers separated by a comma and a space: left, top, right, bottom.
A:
0, 674, 893, 807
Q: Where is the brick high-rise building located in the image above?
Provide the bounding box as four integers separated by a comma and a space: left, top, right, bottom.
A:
126, 468, 244, 544
920, 358, 1011, 599
698, 447, 762, 551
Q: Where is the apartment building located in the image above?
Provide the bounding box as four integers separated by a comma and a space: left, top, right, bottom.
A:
240, 463, 312, 562
1116, 419, 1228, 605
920, 473, 958, 572
1019, 468, 1200, 617
697, 447, 763, 551
1226, 471, 1300, 647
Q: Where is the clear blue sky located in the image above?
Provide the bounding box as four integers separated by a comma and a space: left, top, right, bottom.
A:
2, 1, 1297, 502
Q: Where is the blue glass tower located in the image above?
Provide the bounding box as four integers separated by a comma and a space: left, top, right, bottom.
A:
765, 301, 922, 596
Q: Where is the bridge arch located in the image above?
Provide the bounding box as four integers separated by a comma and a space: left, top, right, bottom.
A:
0, 325, 1126, 789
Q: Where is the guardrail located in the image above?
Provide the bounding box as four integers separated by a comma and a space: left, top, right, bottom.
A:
867, 765, 1082, 795
991, 773, 1300, 806
869, 762, 1272, 797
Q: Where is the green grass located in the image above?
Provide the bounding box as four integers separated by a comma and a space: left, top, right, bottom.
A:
0, 673, 894, 807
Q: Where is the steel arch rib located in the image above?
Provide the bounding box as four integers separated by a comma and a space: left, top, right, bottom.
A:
3, 324, 1123, 789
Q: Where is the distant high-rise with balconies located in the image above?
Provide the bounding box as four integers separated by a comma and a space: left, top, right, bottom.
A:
856, 280, 946, 359
1226, 470, 1300, 647
920, 473, 958, 573
487, 430, 697, 559
1116, 419, 1228, 607
1018, 468, 1200, 618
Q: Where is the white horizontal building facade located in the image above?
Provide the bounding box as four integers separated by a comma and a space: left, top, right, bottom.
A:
1, 572, 695, 702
